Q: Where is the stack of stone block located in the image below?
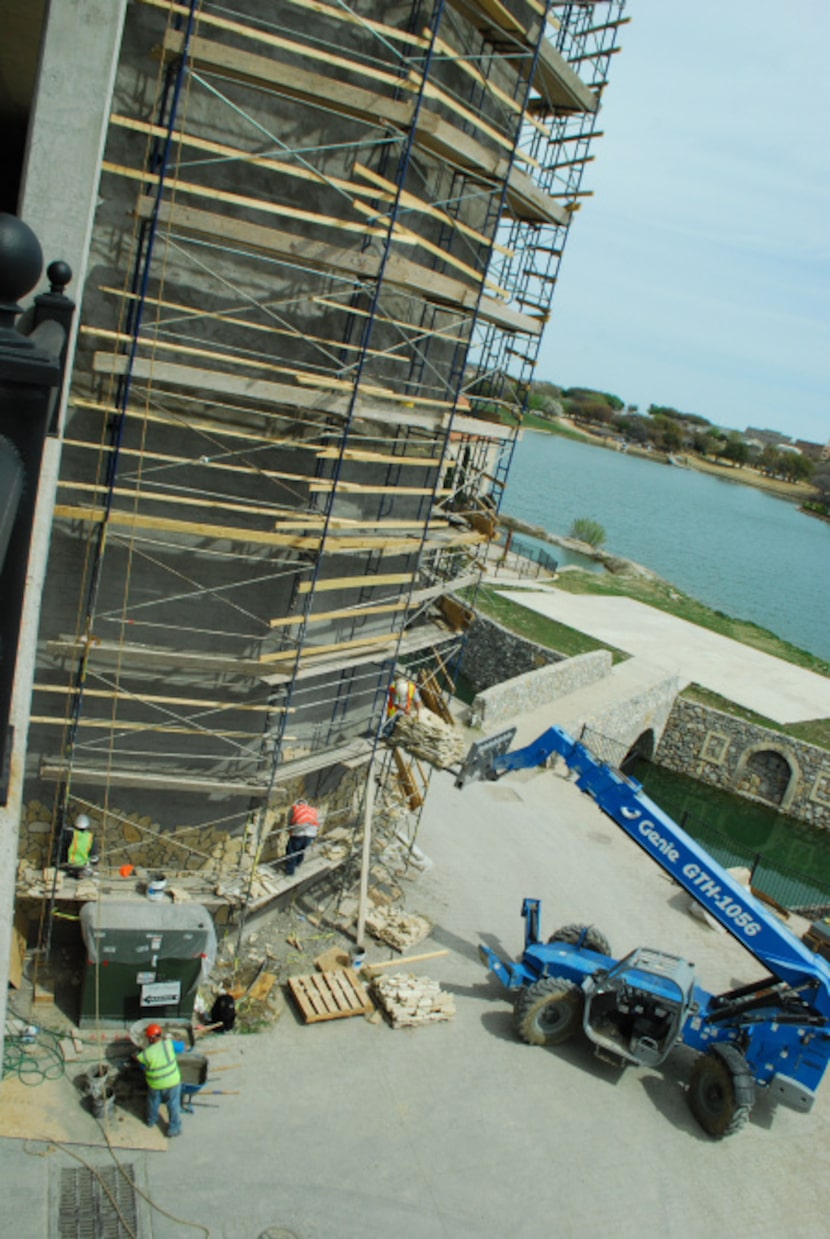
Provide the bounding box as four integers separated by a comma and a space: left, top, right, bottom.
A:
371, 973, 455, 1028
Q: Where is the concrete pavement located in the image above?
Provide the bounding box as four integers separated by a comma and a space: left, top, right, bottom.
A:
2, 762, 829, 1238
498, 587, 830, 725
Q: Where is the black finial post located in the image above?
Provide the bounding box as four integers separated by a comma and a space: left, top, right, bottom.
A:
0, 213, 43, 348
0, 215, 75, 805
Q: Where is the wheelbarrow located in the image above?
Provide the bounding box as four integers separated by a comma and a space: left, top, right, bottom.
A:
178, 1052, 209, 1112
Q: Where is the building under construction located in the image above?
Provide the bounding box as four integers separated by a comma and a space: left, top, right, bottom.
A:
4, 0, 626, 952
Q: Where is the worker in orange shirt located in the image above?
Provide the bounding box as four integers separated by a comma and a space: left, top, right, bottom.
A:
383, 675, 422, 736
285, 798, 320, 876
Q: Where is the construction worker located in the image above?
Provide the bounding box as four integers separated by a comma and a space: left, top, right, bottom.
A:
383, 675, 422, 736
135, 1023, 184, 1137
61, 813, 99, 878
285, 798, 320, 876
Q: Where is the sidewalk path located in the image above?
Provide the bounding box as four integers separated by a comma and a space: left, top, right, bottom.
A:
498, 588, 830, 725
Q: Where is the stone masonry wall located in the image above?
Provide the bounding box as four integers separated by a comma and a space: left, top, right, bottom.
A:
17, 766, 364, 875
657, 698, 830, 830
575, 675, 681, 764
460, 612, 564, 693
470, 650, 612, 727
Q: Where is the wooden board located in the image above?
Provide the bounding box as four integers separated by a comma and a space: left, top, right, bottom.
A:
246, 971, 278, 1003
8, 909, 27, 989
313, 946, 351, 972
392, 747, 424, 810
0, 1075, 167, 1150
92, 351, 446, 434
53, 504, 320, 550
287, 968, 373, 1023
161, 30, 415, 129
132, 196, 539, 338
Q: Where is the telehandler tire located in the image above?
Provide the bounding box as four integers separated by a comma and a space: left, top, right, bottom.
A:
548, 923, 612, 957
688, 1045, 755, 1138
514, 976, 583, 1046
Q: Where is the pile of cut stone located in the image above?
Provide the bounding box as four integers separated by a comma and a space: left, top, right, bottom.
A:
371, 972, 455, 1028
390, 711, 465, 769
17, 862, 98, 901
365, 906, 431, 951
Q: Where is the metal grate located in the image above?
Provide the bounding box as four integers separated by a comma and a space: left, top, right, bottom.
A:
580, 727, 629, 771
56, 1164, 142, 1239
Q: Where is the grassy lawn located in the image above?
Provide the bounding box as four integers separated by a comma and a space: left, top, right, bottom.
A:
520, 413, 594, 441
464, 584, 628, 663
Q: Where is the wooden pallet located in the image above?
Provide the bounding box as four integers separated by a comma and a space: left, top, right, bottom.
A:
287, 968, 373, 1023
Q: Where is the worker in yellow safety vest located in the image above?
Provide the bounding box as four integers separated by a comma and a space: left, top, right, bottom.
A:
61, 813, 99, 877
136, 1023, 184, 1136
285, 799, 320, 877
383, 675, 422, 736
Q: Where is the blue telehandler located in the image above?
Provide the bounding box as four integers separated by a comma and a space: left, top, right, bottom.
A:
456, 725, 830, 1138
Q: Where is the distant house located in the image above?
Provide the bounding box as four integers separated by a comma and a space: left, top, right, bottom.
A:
794, 439, 825, 461
745, 428, 826, 462
744, 427, 793, 449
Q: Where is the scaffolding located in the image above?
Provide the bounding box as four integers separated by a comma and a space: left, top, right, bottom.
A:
19, 0, 627, 930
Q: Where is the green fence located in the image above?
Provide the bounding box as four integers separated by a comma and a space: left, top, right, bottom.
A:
580, 728, 830, 915
677, 812, 830, 915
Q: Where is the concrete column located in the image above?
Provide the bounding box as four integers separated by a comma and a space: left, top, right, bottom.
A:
0, 0, 127, 1080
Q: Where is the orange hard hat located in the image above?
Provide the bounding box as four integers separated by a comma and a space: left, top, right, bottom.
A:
146, 1023, 163, 1041
119, 864, 135, 878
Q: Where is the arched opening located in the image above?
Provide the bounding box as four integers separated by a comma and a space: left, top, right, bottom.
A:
734, 747, 797, 809
621, 729, 655, 774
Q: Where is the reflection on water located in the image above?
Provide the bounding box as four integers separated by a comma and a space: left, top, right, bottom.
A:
629, 759, 830, 894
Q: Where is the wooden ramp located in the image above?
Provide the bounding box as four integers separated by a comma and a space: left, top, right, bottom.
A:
287, 968, 373, 1023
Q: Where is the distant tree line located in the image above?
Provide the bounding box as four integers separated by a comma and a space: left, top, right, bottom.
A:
463, 368, 825, 502
518, 380, 820, 485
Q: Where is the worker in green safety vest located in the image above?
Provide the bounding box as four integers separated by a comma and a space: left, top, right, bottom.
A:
61, 813, 99, 878
135, 1023, 184, 1137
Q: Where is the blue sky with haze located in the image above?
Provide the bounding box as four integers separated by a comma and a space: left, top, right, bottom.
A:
538, 0, 830, 444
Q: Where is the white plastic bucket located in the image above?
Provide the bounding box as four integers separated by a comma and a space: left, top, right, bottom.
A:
350, 946, 366, 971
147, 873, 167, 901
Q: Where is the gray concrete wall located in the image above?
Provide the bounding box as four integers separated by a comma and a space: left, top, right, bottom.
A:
470, 650, 612, 727
656, 698, 830, 830
16, 0, 537, 841
1, 0, 129, 1091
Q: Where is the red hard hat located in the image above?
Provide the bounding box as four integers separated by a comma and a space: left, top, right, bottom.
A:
146, 1023, 163, 1041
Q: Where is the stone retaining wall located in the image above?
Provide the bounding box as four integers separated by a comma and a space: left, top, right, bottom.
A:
460, 612, 563, 693
656, 698, 830, 830
470, 650, 612, 727
576, 675, 681, 763
17, 768, 364, 874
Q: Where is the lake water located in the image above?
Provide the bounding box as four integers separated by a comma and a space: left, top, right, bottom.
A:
503, 433, 830, 663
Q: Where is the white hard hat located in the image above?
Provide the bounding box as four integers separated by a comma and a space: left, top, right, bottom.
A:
396, 677, 408, 694
75, 813, 92, 831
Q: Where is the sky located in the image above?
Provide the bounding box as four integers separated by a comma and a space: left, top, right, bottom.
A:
538, 0, 830, 444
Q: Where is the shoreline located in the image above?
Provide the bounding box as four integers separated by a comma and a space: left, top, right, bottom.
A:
494, 513, 830, 679
542, 418, 821, 508
498, 514, 662, 581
